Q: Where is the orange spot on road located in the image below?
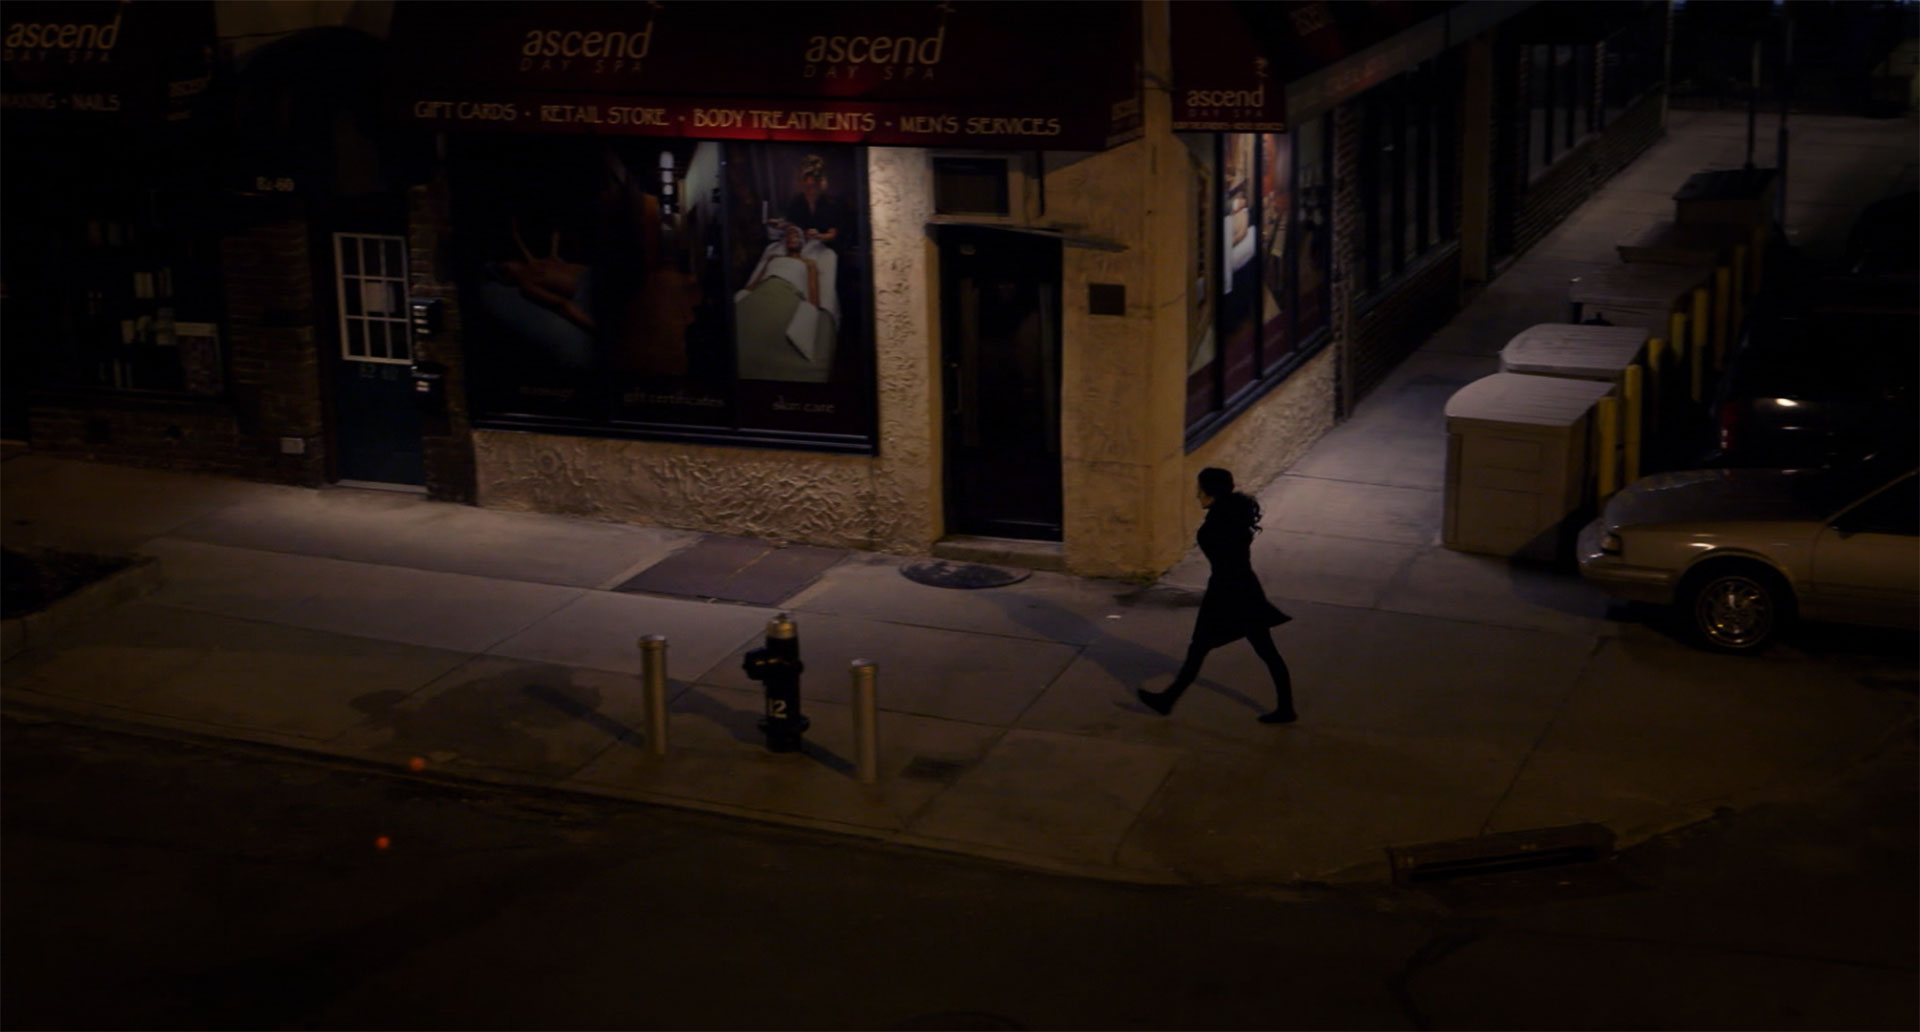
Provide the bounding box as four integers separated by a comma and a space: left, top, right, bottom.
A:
375, 836, 391, 850
408, 756, 426, 772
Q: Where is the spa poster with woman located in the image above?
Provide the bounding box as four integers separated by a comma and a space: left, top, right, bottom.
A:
452, 136, 873, 444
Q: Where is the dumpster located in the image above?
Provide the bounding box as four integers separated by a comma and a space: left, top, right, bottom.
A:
1501, 323, 1652, 486
1443, 373, 1617, 560
1566, 262, 1712, 330
1673, 167, 1777, 231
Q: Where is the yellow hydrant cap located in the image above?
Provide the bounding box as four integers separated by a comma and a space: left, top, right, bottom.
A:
767, 613, 796, 639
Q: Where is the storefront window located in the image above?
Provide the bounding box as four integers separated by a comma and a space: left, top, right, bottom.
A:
1184, 118, 1333, 437
1529, 43, 1597, 180
3, 126, 225, 398
1356, 62, 1456, 297
1604, 6, 1667, 124
1293, 117, 1331, 343
453, 136, 874, 451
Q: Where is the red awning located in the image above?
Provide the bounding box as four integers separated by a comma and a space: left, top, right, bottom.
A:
386, 1, 1144, 151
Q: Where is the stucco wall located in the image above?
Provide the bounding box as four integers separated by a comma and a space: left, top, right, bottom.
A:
473, 148, 940, 554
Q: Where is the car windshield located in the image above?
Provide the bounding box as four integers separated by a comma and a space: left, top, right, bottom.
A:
1794, 452, 1919, 516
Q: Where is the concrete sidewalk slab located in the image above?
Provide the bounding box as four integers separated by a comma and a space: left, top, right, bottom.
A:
1250, 529, 1423, 611
1486, 627, 1915, 836
5, 603, 469, 743
1381, 548, 1611, 636
1118, 728, 1522, 883
330, 656, 648, 781
573, 683, 1005, 834
907, 727, 1182, 868
1262, 475, 1441, 546
0, 455, 268, 555
487, 589, 775, 681
142, 539, 588, 654
168, 482, 693, 589
696, 610, 1085, 727
785, 553, 1136, 646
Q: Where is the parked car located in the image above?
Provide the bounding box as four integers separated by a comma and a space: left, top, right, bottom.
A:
1700, 272, 1918, 471
1577, 455, 1919, 652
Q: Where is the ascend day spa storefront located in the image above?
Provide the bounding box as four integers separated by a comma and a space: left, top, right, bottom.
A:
388, 0, 1246, 580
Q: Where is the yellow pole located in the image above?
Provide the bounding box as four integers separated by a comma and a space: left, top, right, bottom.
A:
1668, 311, 1690, 404
1596, 396, 1621, 500
1731, 243, 1748, 338
1623, 364, 1644, 483
1713, 266, 1731, 372
1690, 287, 1710, 404
1646, 337, 1666, 432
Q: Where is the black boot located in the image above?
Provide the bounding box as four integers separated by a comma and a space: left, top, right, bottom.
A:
1257, 707, 1297, 724
1137, 687, 1177, 715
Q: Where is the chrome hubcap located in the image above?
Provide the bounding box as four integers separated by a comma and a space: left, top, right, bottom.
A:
1696, 575, 1771, 647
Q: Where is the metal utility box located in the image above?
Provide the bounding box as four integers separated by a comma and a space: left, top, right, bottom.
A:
1673, 168, 1778, 230
1566, 262, 1713, 330
1443, 373, 1616, 560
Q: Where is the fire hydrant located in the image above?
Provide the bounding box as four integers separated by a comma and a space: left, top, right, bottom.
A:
743, 612, 808, 752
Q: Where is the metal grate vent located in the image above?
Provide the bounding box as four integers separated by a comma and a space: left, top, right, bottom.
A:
1388, 822, 1615, 883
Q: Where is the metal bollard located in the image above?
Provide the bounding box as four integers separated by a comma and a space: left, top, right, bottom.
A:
1646, 337, 1665, 432
638, 635, 669, 756
850, 659, 878, 785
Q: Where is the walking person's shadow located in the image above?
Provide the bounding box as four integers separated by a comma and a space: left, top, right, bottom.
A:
980, 584, 1269, 717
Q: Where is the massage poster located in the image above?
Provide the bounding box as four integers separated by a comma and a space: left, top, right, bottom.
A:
451, 135, 872, 442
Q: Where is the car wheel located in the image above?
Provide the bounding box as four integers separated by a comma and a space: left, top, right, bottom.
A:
1681, 563, 1794, 653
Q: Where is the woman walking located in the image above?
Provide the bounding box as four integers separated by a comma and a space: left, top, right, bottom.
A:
1138, 467, 1297, 723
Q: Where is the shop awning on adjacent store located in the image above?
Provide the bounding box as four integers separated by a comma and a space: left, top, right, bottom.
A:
1, 0, 215, 124
386, 1, 1143, 151
1171, 0, 1535, 131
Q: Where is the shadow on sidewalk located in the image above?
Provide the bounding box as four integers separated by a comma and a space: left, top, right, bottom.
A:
983, 589, 1270, 718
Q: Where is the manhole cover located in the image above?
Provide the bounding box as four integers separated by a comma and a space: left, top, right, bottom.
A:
900, 559, 1030, 590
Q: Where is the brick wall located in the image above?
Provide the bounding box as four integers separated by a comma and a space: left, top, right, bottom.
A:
1507, 87, 1668, 261
407, 178, 477, 503
1349, 248, 1463, 403
26, 218, 329, 485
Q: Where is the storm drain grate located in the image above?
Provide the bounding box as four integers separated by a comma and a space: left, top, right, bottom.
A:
1388, 822, 1615, 884
899, 756, 973, 783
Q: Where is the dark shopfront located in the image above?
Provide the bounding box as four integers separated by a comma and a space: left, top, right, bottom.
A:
3, 1, 222, 445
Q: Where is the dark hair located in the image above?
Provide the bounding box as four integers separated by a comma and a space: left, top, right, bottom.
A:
1198, 467, 1262, 533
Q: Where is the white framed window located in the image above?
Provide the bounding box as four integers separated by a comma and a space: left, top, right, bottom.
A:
334, 232, 411, 364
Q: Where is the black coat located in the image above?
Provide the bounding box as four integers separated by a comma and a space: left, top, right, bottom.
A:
1190, 500, 1290, 650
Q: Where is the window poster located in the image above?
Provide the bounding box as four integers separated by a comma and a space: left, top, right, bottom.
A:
1182, 133, 1218, 427
451, 136, 873, 448
1259, 131, 1291, 373
1217, 133, 1259, 400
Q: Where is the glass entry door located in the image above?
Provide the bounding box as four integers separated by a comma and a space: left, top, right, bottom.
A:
939, 226, 1062, 541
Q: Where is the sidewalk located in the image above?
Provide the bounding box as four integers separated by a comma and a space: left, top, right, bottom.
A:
5, 111, 1915, 886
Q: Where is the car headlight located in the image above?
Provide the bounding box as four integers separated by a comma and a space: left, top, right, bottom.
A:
1600, 531, 1623, 555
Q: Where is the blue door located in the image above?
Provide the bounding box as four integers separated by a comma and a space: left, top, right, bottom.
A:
331, 233, 424, 486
